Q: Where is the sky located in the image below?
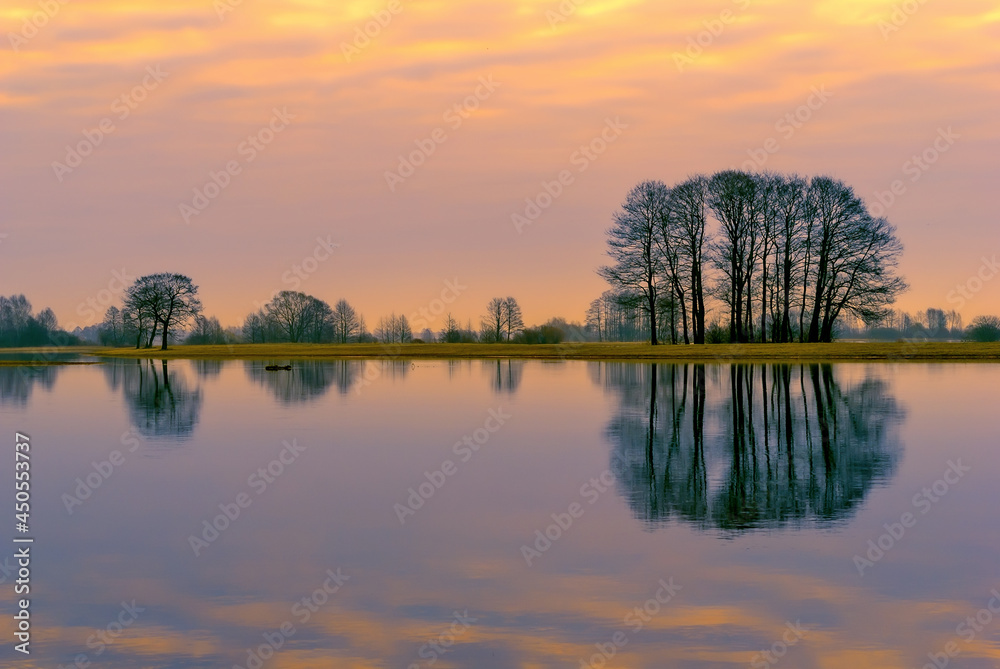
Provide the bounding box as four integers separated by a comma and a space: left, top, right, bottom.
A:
1, 0, 998, 333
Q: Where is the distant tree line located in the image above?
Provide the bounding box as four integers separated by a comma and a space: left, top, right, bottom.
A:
9, 229, 996, 351
598, 171, 909, 344
0, 295, 69, 347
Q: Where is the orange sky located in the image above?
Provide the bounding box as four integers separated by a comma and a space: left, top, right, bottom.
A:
1, 0, 998, 332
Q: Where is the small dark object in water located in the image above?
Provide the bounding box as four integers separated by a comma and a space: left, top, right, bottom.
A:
264, 365, 292, 371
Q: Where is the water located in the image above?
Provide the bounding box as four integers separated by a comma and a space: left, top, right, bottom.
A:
1, 358, 998, 668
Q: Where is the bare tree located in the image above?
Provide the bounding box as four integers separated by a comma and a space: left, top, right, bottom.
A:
480, 298, 506, 343
99, 306, 127, 346
666, 176, 710, 343
708, 171, 759, 342
503, 297, 524, 341
598, 172, 906, 345
124, 274, 201, 349
152, 274, 202, 349
599, 180, 669, 345
265, 291, 315, 343
375, 313, 412, 343
331, 299, 362, 343
773, 175, 809, 343
186, 315, 227, 344
304, 297, 334, 343
803, 178, 906, 342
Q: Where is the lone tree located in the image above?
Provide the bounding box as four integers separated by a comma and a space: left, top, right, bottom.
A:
124, 274, 202, 350
480, 297, 524, 342
599, 180, 669, 345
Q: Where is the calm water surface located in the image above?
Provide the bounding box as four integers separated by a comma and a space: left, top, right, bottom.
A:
0, 358, 998, 668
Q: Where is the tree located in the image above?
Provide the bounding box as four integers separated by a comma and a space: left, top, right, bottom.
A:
375, 313, 412, 344
186, 315, 227, 345
480, 298, 506, 343
331, 299, 362, 343
666, 176, 710, 343
0, 295, 65, 347
265, 291, 315, 343
708, 171, 759, 343
598, 172, 908, 346
503, 297, 524, 341
772, 175, 809, 343
303, 297, 334, 343
242, 310, 268, 343
122, 280, 159, 348
599, 180, 669, 345
965, 315, 1000, 342
441, 313, 462, 343
99, 306, 127, 346
123, 274, 202, 350
803, 178, 906, 341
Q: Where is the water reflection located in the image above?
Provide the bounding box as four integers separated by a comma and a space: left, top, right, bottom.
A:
102, 359, 203, 440
600, 363, 903, 532
0, 364, 60, 406
192, 359, 224, 379
483, 358, 524, 394
244, 359, 364, 402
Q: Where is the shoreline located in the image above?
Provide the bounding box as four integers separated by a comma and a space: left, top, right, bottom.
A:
3, 342, 1000, 364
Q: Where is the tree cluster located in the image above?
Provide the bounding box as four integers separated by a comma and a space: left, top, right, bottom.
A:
102, 273, 202, 349
599, 172, 908, 344
0, 295, 63, 347
242, 292, 365, 344
479, 297, 524, 343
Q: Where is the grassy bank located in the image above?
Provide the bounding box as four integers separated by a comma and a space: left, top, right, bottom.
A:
21, 341, 999, 362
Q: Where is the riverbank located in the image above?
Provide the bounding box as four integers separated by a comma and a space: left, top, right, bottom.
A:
5, 341, 999, 363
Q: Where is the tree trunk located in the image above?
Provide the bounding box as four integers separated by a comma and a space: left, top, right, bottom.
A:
648, 285, 658, 345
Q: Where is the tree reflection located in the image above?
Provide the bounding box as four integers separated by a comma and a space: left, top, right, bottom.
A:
0, 365, 59, 407
192, 359, 224, 379
103, 359, 203, 440
484, 359, 523, 394
244, 360, 364, 402
602, 363, 903, 532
